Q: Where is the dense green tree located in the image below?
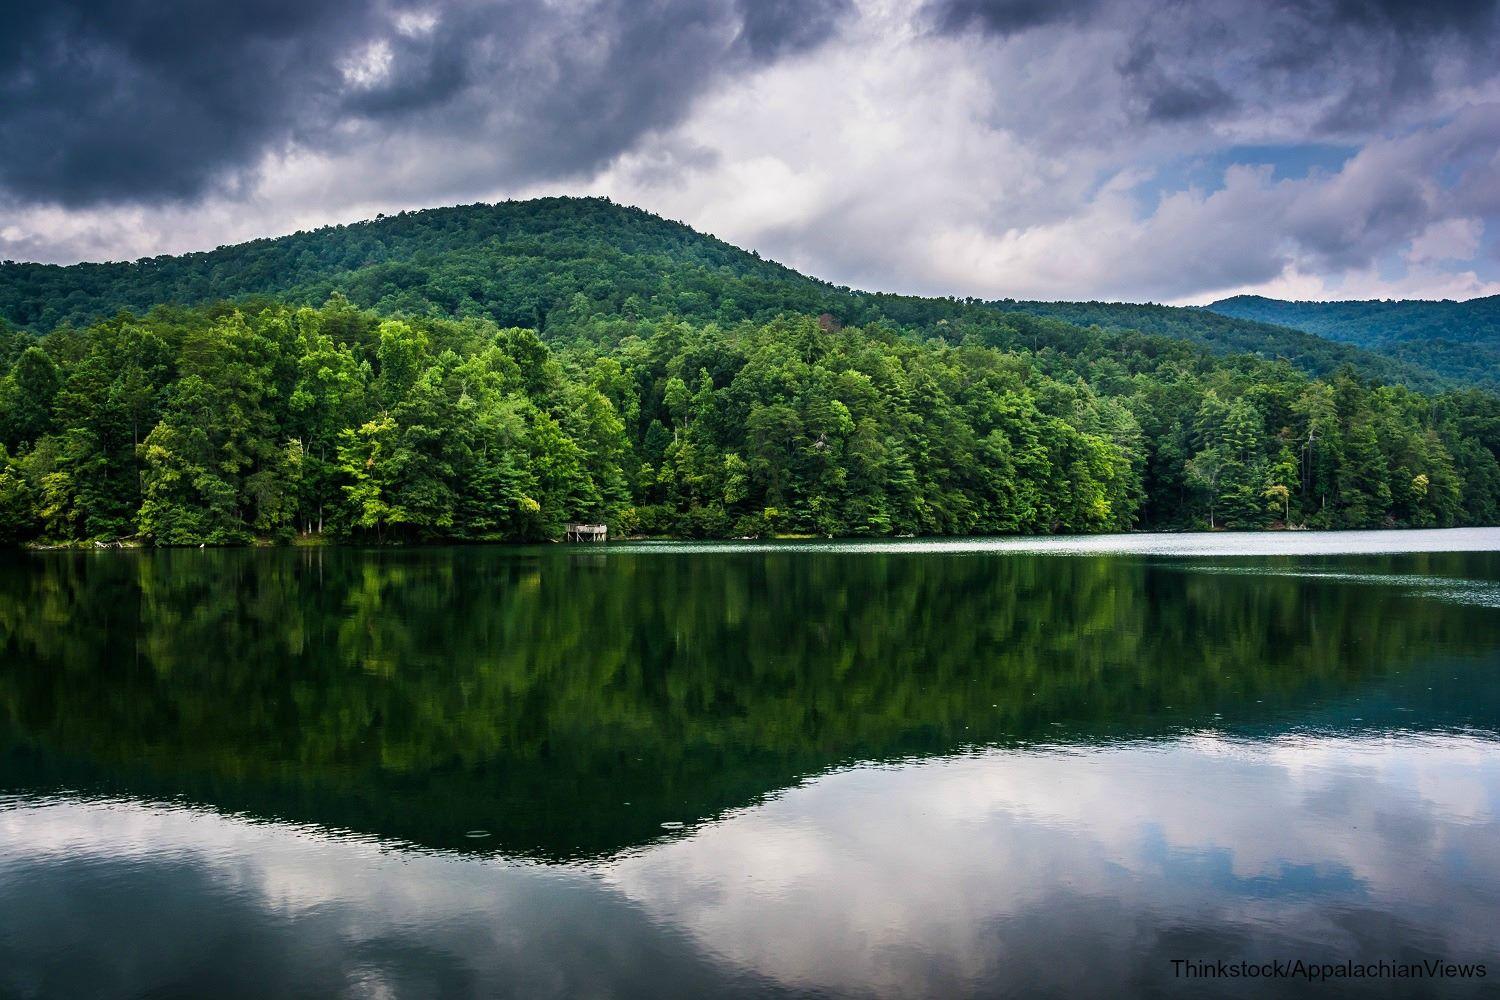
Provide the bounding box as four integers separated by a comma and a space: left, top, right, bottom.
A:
0, 198, 1446, 393
0, 446, 34, 544
1, 346, 60, 449
338, 415, 404, 541
1212, 293, 1500, 390
2, 291, 1500, 546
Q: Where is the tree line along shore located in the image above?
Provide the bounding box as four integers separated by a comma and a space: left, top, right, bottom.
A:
3, 294, 1500, 546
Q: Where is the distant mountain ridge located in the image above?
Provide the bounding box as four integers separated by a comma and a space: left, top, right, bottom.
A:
1208, 293, 1500, 389
0, 196, 1452, 390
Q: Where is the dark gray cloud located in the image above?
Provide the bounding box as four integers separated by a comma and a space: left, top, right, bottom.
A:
928, 0, 1500, 130
0, 0, 851, 208
735, 0, 851, 60
925, 0, 1101, 35
1116, 41, 1237, 124
0, 0, 365, 203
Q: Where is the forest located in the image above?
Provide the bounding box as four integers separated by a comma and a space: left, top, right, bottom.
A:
3, 287, 1500, 545
0, 197, 1446, 390
1211, 293, 1500, 390
3, 198, 1500, 544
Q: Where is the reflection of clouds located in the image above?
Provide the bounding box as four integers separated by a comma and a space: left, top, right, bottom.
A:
602, 736, 1500, 996
4, 734, 1500, 997
0, 800, 784, 998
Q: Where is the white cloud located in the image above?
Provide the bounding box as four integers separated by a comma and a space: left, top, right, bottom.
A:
339, 39, 395, 89
1407, 217, 1485, 266
589, 13, 1500, 303
393, 8, 439, 38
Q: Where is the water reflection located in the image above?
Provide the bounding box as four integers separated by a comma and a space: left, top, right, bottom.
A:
1, 539, 1499, 996
3, 735, 1496, 998
604, 735, 1500, 997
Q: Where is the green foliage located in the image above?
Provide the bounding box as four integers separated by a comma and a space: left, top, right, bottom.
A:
1211, 293, 1500, 390
0, 346, 60, 447
985, 298, 1443, 391
1, 202, 1497, 544
0, 197, 1447, 390
0, 446, 35, 544
0, 291, 1496, 544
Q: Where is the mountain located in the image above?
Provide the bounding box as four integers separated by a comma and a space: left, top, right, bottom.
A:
0, 197, 1445, 391
0, 197, 838, 333
7, 195, 1500, 548
1209, 294, 1500, 389
982, 298, 1443, 388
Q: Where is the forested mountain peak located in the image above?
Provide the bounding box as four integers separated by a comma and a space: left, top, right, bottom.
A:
1, 196, 1454, 394
0, 197, 834, 332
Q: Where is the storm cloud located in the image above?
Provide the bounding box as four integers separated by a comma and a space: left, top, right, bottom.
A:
930, 0, 1500, 130
0, 0, 850, 207
1, 0, 1498, 303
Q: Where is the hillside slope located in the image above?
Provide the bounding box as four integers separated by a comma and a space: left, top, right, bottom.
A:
1209, 294, 1500, 388
0, 197, 1444, 391
6, 200, 1500, 545
0, 197, 838, 333
982, 298, 1438, 387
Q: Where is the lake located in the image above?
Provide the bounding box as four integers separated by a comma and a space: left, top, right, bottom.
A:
2, 530, 1499, 997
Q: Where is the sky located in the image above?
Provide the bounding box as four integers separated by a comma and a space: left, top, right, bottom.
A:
2, 0, 1499, 305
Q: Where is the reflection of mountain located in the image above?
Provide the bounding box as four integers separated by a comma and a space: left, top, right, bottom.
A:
1, 547, 1498, 860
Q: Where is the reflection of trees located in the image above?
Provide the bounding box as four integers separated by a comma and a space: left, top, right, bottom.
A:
0, 548, 1497, 859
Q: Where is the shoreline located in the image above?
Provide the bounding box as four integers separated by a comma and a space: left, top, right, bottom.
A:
18, 524, 1500, 556
11, 524, 1318, 550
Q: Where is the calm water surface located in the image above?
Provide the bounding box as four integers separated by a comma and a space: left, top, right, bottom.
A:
3, 529, 1500, 998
